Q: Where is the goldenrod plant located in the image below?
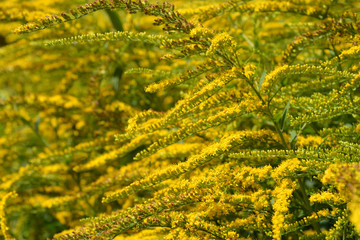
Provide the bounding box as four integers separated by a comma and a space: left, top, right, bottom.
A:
1, 0, 360, 239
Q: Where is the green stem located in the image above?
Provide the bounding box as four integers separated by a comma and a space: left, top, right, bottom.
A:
72, 171, 97, 217
244, 76, 289, 150
265, 105, 289, 150
330, 41, 342, 71
298, 177, 321, 234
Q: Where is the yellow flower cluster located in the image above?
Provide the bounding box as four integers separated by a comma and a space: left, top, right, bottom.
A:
322, 163, 360, 235
73, 132, 162, 172
0, 192, 17, 240
271, 180, 297, 240
103, 130, 273, 202
206, 32, 237, 58
271, 158, 307, 184
309, 191, 346, 205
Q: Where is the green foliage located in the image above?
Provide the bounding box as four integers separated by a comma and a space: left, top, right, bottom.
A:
1, 0, 360, 239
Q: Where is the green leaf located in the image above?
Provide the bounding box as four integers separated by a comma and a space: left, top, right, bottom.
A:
34, 115, 41, 134
258, 69, 266, 91
291, 123, 306, 149
280, 99, 291, 131
242, 33, 254, 48
290, 130, 297, 149
112, 66, 123, 92
315, 135, 328, 155
105, 9, 124, 32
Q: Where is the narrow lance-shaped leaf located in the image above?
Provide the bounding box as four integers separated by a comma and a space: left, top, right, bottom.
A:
258, 69, 266, 91
280, 98, 291, 132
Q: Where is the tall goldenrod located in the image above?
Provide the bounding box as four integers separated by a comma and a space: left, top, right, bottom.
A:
1, 0, 360, 239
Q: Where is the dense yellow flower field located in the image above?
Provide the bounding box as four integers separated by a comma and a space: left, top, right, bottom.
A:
1, 0, 360, 239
